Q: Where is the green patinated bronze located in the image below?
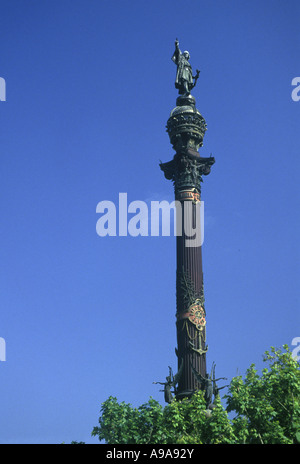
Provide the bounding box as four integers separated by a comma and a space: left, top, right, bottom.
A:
161, 39, 215, 196
172, 38, 200, 96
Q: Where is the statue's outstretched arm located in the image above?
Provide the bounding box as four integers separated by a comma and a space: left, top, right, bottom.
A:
172, 38, 181, 64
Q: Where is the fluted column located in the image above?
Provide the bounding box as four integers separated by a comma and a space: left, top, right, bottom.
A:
160, 95, 215, 399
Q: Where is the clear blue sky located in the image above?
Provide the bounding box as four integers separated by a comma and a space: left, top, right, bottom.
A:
0, 0, 299, 444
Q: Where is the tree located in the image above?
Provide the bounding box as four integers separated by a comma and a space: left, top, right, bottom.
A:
91, 392, 235, 444
91, 346, 300, 444
225, 345, 300, 444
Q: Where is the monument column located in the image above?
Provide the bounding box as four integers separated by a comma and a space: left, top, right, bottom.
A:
160, 40, 215, 400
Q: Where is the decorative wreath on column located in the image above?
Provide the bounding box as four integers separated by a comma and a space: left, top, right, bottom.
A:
176, 299, 206, 333
187, 299, 206, 331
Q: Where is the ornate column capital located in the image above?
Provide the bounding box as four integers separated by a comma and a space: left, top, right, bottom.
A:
160, 151, 215, 195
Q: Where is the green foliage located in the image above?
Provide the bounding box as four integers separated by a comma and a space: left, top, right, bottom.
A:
226, 345, 300, 444
92, 346, 300, 444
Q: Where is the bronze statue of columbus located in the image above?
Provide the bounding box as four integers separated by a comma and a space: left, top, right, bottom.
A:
172, 38, 200, 96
